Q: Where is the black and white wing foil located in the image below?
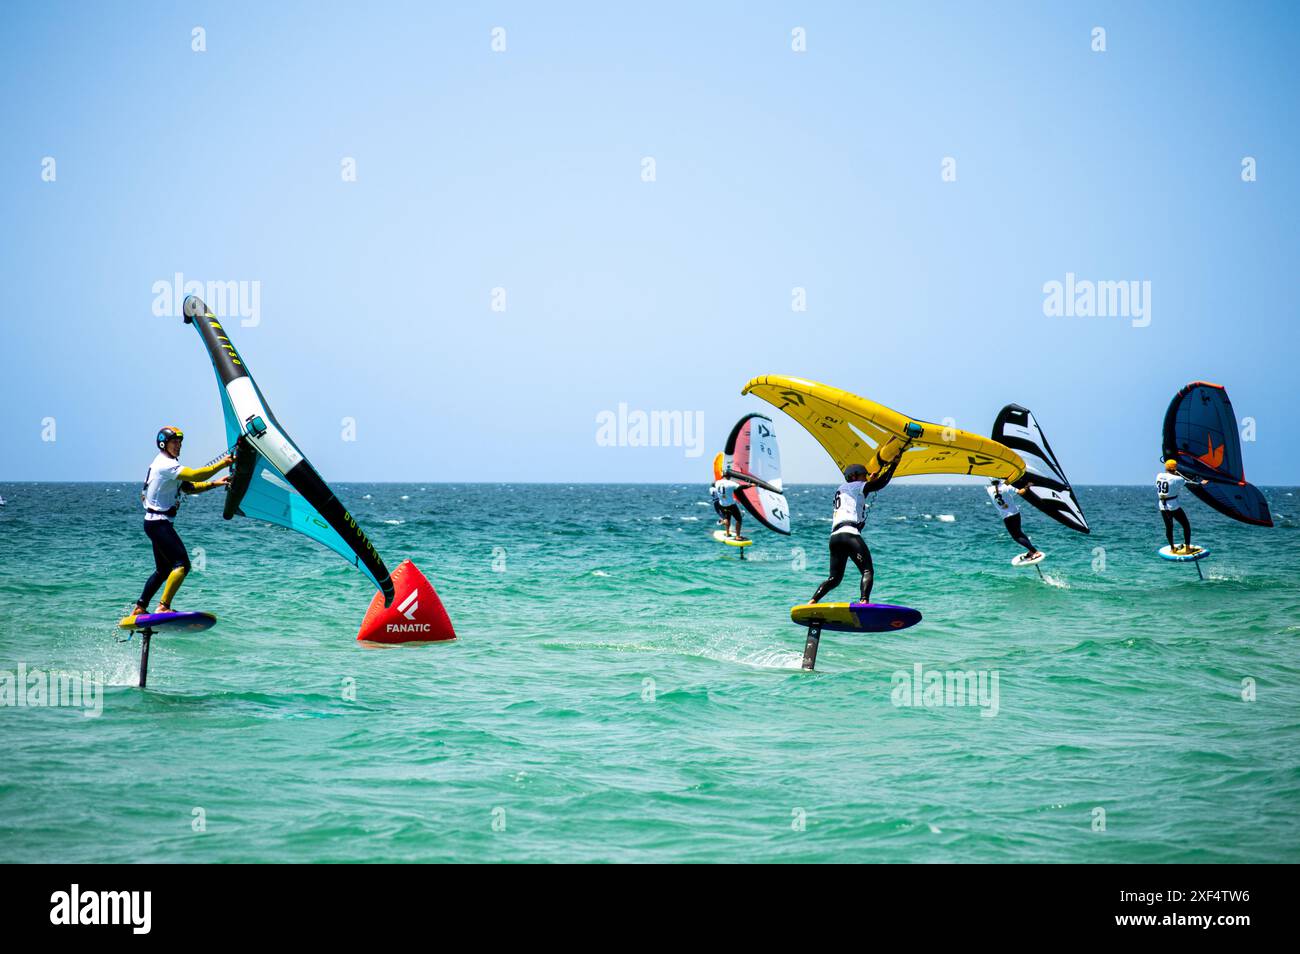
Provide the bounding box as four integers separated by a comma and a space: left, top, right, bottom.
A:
992, 404, 1089, 534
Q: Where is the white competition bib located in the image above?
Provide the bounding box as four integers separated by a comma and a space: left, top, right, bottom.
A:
831, 481, 869, 535
1156, 473, 1185, 511
987, 482, 1020, 518
142, 452, 184, 521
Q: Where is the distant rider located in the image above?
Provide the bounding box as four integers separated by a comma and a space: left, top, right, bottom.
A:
809, 454, 902, 604
988, 478, 1042, 562
1156, 458, 1208, 554
711, 476, 745, 539
709, 481, 726, 523
128, 427, 231, 618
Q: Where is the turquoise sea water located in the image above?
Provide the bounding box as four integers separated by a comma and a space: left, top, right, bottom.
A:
1, 482, 1297, 863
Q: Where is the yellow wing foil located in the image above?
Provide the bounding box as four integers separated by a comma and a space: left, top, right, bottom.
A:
741, 375, 1025, 481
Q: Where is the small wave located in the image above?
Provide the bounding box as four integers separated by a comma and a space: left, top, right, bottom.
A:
732, 647, 805, 670
591, 570, 610, 577
695, 637, 805, 671
680, 516, 699, 522
382, 519, 404, 525
1206, 570, 1246, 583
937, 514, 956, 522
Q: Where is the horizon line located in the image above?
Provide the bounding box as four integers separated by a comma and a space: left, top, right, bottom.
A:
3, 480, 1298, 488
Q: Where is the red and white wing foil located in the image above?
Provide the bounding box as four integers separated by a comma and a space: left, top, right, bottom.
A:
726, 414, 791, 535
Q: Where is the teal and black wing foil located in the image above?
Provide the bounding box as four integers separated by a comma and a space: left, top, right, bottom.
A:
184, 295, 396, 603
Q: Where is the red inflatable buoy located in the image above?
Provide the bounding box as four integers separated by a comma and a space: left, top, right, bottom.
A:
356, 559, 456, 644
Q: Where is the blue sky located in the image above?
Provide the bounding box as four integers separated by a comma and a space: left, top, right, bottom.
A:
2, 1, 1296, 483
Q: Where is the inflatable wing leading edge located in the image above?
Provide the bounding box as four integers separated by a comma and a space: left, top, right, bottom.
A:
724, 413, 791, 535
1162, 381, 1272, 527
742, 376, 1026, 482
183, 296, 455, 644
992, 404, 1090, 533
184, 296, 395, 604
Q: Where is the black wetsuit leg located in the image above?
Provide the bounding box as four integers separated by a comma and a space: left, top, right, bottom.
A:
721, 504, 743, 534
139, 520, 190, 606
1160, 509, 1192, 548
1003, 513, 1034, 552
851, 535, 875, 602
811, 533, 875, 603
1171, 508, 1191, 547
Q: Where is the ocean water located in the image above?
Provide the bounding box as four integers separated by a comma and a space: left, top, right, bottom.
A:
1, 482, 1297, 863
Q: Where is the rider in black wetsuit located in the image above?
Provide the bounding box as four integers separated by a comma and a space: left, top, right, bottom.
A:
809, 455, 901, 604
1156, 458, 1208, 553
710, 477, 745, 539
987, 478, 1042, 561
130, 427, 231, 617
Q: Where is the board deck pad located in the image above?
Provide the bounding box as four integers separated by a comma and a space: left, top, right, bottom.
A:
118, 610, 218, 633
790, 602, 922, 633
712, 530, 753, 547
1158, 545, 1210, 562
